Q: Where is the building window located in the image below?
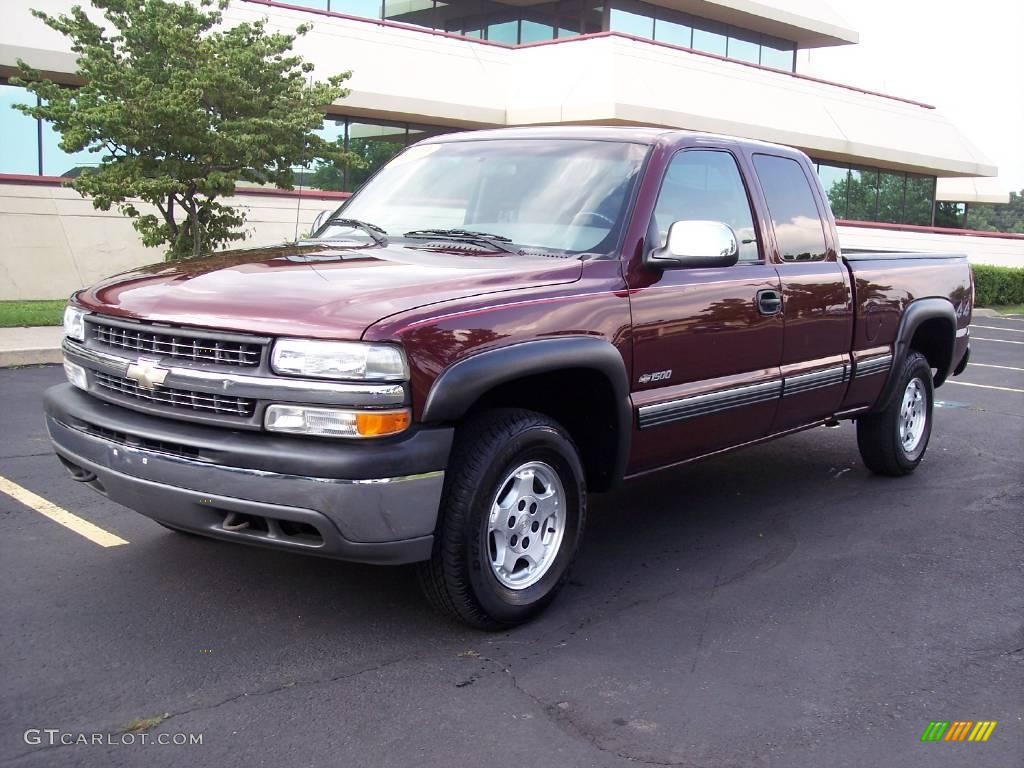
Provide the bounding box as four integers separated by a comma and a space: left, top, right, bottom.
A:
814, 160, 937, 226
0, 83, 40, 175
760, 35, 796, 70
1, 82, 102, 178
725, 29, 760, 64
691, 21, 728, 56
303, 116, 458, 193
934, 202, 966, 229
606, 1, 797, 70
609, 5, 654, 38
263, 0, 799, 65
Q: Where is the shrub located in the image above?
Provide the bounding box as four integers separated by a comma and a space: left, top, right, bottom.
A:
973, 264, 1024, 306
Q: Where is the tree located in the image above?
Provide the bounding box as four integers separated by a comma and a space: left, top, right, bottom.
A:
308, 136, 404, 193
963, 190, 1024, 234
13, 0, 356, 259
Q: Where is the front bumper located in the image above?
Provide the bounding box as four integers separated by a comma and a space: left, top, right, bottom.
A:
44, 385, 453, 564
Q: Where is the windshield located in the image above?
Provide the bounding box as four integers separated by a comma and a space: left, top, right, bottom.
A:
321, 139, 649, 255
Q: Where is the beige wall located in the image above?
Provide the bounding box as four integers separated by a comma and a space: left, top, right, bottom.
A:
0, 0, 996, 177
0, 182, 342, 300
1, 179, 1018, 302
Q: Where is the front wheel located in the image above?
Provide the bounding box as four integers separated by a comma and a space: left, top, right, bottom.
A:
417, 409, 586, 630
856, 351, 934, 476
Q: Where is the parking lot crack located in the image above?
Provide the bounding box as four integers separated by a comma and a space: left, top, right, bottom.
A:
7, 654, 423, 764
476, 653, 693, 767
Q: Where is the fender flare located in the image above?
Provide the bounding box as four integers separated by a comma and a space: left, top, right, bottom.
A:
421, 337, 632, 488
874, 297, 957, 411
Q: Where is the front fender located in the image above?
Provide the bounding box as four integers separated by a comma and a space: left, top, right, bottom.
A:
421, 337, 632, 488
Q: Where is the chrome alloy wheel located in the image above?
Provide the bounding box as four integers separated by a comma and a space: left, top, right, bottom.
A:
487, 461, 566, 590
899, 378, 927, 453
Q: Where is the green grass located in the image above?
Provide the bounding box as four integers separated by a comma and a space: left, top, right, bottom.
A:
0, 300, 66, 328
985, 304, 1024, 316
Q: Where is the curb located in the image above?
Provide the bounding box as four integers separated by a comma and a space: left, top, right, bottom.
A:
0, 348, 63, 368
973, 308, 1001, 317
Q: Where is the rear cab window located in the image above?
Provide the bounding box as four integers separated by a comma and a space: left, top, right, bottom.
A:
752, 154, 829, 262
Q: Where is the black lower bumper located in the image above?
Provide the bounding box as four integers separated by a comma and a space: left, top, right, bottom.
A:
44, 385, 454, 565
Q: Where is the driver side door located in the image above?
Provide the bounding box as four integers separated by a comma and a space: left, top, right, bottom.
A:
626, 148, 784, 474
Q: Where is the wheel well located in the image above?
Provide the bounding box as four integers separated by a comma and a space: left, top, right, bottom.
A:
467, 368, 621, 492
908, 317, 955, 385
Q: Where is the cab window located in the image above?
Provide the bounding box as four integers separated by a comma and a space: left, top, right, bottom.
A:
652, 150, 760, 263
752, 153, 828, 262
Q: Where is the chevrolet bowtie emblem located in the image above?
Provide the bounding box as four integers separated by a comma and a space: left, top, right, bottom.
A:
126, 357, 169, 390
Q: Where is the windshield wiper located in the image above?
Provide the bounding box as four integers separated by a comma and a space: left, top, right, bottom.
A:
403, 229, 520, 255
321, 218, 388, 247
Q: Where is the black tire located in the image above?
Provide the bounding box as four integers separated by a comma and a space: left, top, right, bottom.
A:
856, 351, 934, 476
417, 408, 587, 630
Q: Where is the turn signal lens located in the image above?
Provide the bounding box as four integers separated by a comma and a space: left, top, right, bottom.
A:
355, 410, 411, 437
264, 405, 410, 439
63, 358, 88, 390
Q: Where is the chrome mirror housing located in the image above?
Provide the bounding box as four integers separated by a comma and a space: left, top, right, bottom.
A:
647, 220, 740, 270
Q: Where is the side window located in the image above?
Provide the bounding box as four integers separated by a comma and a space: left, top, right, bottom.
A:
652, 150, 760, 262
752, 154, 828, 262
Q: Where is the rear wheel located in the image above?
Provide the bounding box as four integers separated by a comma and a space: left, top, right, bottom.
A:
856, 351, 934, 476
417, 409, 586, 630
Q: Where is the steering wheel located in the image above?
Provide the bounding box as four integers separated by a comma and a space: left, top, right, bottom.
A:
571, 211, 615, 227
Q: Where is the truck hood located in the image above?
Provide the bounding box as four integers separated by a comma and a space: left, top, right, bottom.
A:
75, 242, 583, 339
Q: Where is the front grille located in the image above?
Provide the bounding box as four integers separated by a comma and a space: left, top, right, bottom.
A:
91, 321, 262, 367
94, 371, 256, 417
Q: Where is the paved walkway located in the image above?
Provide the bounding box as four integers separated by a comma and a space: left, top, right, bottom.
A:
0, 326, 64, 367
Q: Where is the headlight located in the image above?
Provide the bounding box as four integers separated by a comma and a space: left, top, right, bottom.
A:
63, 306, 88, 342
271, 339, 408, 381
265, 405, 410, 438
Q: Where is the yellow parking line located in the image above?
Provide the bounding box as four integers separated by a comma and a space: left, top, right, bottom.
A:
947, 381, 1024, 394
0, 475, 128, 548
972, 337, 1024, 345
971, 324, 1024, 333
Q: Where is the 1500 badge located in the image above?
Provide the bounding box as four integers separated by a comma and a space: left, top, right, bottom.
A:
638, 369, 672, 384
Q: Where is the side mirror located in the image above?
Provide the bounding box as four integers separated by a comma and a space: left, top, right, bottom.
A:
646, 220, 739, 270
309, 209, 332, 237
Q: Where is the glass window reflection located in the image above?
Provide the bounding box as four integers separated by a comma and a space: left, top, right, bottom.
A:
753, 154, 827, 262
847, 167, 879, 221
0, 85, 40, 175
609, 7, 654, 38
816, 163, 850, 219
654, 18, 691, 47
692, 22, 728, 56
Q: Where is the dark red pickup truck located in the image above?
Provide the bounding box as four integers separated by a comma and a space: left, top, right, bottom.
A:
47, 127, 972, 628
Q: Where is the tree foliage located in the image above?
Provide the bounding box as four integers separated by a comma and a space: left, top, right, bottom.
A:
308, 137, 404, 192
14, 0, 356, 259
825, 169, 934, 226
964, 190, 1024, 234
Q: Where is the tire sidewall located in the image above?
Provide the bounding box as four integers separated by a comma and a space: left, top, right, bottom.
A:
891, 355, 934, 468
461, 423, 585, 625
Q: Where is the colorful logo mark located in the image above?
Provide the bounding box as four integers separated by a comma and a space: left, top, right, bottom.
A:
921, 721, 997, 742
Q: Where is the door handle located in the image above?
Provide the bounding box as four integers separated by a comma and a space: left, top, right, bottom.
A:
756, 289, 783, 316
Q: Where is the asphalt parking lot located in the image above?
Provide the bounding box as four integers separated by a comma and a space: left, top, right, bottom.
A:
1, 316, 1021, 768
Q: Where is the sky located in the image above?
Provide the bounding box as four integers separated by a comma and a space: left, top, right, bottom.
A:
798, 0, 1024, 192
